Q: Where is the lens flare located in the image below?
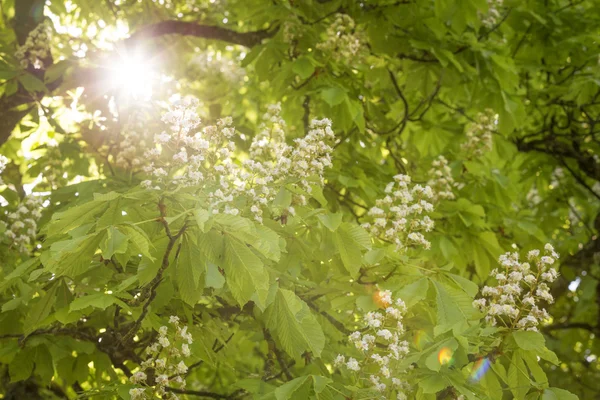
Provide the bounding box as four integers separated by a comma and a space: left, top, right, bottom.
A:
413, 330, 427, 350
438, 347, 453, 366
470, 357, 491, 382
373, 290, 391, 308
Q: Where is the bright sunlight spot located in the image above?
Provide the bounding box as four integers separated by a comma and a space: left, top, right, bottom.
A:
108, 53, 156, 99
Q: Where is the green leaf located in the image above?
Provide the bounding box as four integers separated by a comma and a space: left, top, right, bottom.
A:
521, 350, 548, 387
512, 331, 546, 353
48, 200, 109, 236
97, 199, 125, 229
24, 283, 58, 333
117, 225, 154, 260
175, 233, 206, 306
419, 374, 448, 394
70, 292, 118, 311
334, 222, 371, 278
9, 348, 34, 382
317, 212, 343, 231
265, 289, 325, 358
206, 262, 225, 289
432, 279, 472, 335
275, 376, 309, 400
292, 57, 315, 80
222, 236, 269, 307
216, 214, 281, 261
542, 388, 578, 400
321, 87, 346, 106
45, 233, 104, 278
100, 226, 129, 259
18, 73, 47, 93
508, 351, 530, 400
194, 208, 211, 232
395, 278, 429, 308
44, 59, 72, 83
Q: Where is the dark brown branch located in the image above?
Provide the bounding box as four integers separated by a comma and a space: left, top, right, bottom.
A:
305, 299, 351, 335
121, 203, 187, 345
126, 20, 275, 48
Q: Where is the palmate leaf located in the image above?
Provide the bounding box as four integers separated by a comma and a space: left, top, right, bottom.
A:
43, 232, 105, 278
333, 222, 371, 278
431, 279, 475, 336
222, 235, 270, 307
264, 288, 325, 358
175, 232, 206, 306
46, 200, 109, 236
216, 214, 282, 261
508, 351, 530, 400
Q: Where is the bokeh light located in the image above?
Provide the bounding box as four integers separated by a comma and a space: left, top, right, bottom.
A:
108, 53, 156, 99
372, 290, 391, 308
438, 347, 454, 366
470, 358, 491, 382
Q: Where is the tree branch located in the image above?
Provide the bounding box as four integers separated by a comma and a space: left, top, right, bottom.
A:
126, 20, 275, 48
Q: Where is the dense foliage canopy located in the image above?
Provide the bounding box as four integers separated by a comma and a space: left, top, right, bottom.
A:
0, 0, 599, 399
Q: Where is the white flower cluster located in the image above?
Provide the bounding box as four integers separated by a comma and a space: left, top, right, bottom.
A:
238, 115, 334, 222
129, 316, 192, 400
190, 50, 246, 83
282, 17, 302, 44
426, 155, 455, 201
0, 155, 8, 185
461, 109, 495, 157
141, 96, 215, 189
550, 167, 564, 188
249, 103, 287, 160
334, 291, 412, 400
15, 20, 53, 69
361, 174, 435, 249
526, 186, 541, 207
140, 97, 335, 223
473, 244, 560, 331
316, 14, 363, 63
2, 196, 43, 253
115, 109, 152, 170
481, 0, 504, 28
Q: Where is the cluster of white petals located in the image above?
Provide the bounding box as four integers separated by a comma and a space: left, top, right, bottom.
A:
526, 186, 541, 207
461, 109, 495, 157
473, 244, 559, 331
115, 109, 152, 169
361, 174, 435, 249
190, 50, 245, 82
138, 98, 334, 223
281, 16, 302, 44
0, 155, 8, 185
129, 316, 192, 400
242, 113, 334, 222
481, 0, 504, 28
550, 167, 564, 188
15, 20, 53, 69
316, 14, 363, 62
249, 103, 287, 159
334, 291, 412, 400
426, 155, 456, 201
141, 96, 230, 190
2, 196, 43, 253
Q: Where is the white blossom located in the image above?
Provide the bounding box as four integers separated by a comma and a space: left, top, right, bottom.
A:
337, 292, 412, 398
474, 244, 559, 330
16, 20, 52, 69
316, 14, 364, 63
362, 174, 435, 250
427, 155, 456, 201
461, 109, 495, 157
